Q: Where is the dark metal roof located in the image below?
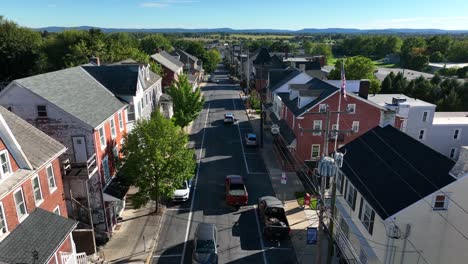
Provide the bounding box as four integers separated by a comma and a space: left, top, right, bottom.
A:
268, 68, 301, 92
0, 208, 77, 264
253, 48, 272, 65
278, 119, 296, 145
104, 173, 131, 200
277, 78, 339, 117
340, 125, 456, 219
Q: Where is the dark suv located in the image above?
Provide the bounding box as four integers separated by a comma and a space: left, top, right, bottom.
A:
192, 223, 218, 264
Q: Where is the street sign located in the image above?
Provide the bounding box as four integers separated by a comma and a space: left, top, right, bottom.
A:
281, 172, 287, 184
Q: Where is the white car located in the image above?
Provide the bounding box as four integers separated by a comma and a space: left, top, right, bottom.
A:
173, 180, 192, 202
224, 113, 235, 124
245, 133, 258, 147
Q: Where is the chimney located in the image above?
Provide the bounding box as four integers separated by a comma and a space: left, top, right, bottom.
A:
358, 79, 370, 99
90, 56, 100, 66
156, 47, 162, 53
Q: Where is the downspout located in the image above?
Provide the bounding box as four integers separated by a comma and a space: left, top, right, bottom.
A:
384, 231, 391, 264
399, 224, 410, 264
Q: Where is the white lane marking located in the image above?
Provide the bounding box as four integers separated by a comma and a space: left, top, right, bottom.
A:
165, 208, 190, 211
232, 99, 250, 174
253, 204, 268, 264
154, 254, 183, 258
180, 104, 210, 264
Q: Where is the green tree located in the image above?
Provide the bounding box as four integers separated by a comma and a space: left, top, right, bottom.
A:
140, 34, 172, 55
149, 61, 163, 76
448, 40, 468, 62
0, 16, 45, 81
430, 51, 445, 62
381, 75, 393, 93
328, 56, 375, 80
167, 74, 205, 128
437, 89, 463, 111
412, 76, 433, 101
121, 111, 196, 212
204, 48, 222, 73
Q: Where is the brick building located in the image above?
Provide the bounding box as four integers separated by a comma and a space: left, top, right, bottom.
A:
150, 50, 184, 89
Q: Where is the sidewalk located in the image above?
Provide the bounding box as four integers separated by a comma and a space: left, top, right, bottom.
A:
100, 187, 164, 264
242, 95, 333, 264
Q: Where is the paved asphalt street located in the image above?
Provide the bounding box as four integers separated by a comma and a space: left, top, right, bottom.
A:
152, 65, 296, 264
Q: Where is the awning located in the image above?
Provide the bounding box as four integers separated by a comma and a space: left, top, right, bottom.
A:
103, 173, 131, 202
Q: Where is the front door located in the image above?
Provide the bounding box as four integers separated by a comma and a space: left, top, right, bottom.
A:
72, 136, 87, 163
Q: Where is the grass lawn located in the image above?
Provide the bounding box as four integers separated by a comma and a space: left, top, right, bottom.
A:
294, 191, 318, 210
372, 60, 397, 68
327, 57, 338, 66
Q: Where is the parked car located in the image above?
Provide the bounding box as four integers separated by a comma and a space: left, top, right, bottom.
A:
193, 223, 218, 264
244, 133, 258, 147
224, 112, 235, 124
271, 124, 280, 135
225, 175, 248, 206
173, 179, 192, 202
257, 196, 290, 240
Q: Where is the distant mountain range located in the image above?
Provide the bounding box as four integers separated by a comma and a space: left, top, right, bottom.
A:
34, 26, 468, 34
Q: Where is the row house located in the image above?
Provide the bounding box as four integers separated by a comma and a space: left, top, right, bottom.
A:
82, 63, 166, 131
0, 66, 129, 241
151, 50, 184, 89
171, 48, 204, 91
252, 48, 287, 92
0, 106, 86, 264
332, 125, 468, 264
368, 94, 468, 160
271, 77, 389, 166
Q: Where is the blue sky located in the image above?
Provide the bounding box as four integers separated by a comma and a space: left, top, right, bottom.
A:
2, 0, 468, 30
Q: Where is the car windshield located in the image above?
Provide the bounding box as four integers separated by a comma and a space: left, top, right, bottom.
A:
229, 183, 246, 196
248, 136, 256, 141
195, 239, 215, 253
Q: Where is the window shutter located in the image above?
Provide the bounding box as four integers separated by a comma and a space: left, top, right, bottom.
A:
369, 210, 375, 235
339, 174, 344, 193
352, 189, 357, 211
358, 197, 364, 219
343, 179, 348, 198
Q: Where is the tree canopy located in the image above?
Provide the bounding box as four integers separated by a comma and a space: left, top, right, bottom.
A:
167, 74, 205, 128
121, 111, 196, 211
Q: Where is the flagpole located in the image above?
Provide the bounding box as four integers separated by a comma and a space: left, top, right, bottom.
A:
334, 58, 345, 151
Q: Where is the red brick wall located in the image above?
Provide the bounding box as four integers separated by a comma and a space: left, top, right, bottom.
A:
290, 93, 382, 161
0, 157, 67, 233
161, 66, 175, 88
94, 110, 126, 187
394, 116, 405, 130
0, 139, 20, 173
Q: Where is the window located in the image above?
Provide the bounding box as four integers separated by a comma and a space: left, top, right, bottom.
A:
418, 129, 425, 140
453, 129, 461, 140
433, 194, 448, 210
118, 111, 124, 131
53, 206, 60, 216
345, 183, 357, 210
13, 188, 27, 221
422, 111, 428, 122
352, 121, 360, 133
102, 156, 111, 184
347, 104, 356, 114
450, 148, 457, 159
313, 120, 322, 136
99, 126, 106, 149
0, 150, 12, 178
0, 202, 8, 237
311, 144, 320, 159
37, 105, 47, 117
319, 104, 327, 113
110, 118, 116, 139
358, 198, 376, 234
46, 164, 57, 192
31, 175, 43, 205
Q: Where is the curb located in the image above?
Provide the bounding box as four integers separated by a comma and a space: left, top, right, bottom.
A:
144, 205, 167, 264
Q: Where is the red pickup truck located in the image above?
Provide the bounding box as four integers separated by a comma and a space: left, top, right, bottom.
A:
225, 175, 248, 206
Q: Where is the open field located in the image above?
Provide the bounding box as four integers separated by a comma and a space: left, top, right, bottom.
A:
183, 33, 295, 42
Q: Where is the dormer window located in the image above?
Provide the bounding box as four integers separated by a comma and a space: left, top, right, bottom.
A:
37, 105, 47, 118
0, 150, 12, 178
433, 194, 448, 210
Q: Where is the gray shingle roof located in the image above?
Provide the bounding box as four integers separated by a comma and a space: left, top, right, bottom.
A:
151, 51, 184, 73
268, 68, 301, 92
0, 106, 65, 169
0, 208, 77, 264
14, 66, 126, 128
340, 125, 456, 219
277, 78, 339, 117
171, 48, 199, 64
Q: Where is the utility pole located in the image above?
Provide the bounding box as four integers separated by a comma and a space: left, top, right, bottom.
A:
300, 104, 352, 264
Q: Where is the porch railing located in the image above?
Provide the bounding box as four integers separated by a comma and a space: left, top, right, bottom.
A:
60, 252, 87, 264
62, 153, 98, 179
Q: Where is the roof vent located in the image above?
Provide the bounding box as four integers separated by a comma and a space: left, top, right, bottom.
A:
392, 97, 406, 105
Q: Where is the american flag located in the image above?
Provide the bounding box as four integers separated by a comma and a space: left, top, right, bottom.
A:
341, 61, 347, 99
